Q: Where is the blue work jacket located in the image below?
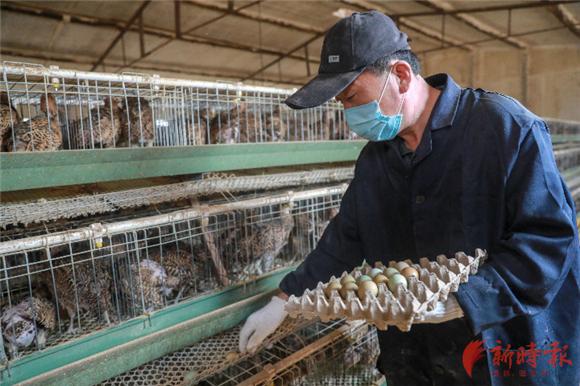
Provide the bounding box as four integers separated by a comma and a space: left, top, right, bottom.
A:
280, 74, 580, 386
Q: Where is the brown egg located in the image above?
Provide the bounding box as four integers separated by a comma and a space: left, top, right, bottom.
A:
373, 274, 389, 285
324, 280, 342, 297
401, 266, 419, 279
357, 280, 379, 299
395, 261, 410, 271
339, 282, 358, 299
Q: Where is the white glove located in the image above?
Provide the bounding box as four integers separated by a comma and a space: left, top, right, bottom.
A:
414, 295, 464, 324
239, 296, 288, 354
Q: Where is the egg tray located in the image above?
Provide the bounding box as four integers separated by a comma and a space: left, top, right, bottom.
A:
285, 249, 487, 331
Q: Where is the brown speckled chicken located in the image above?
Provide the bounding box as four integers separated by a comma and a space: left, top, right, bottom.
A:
6, 93, 62, 152
1, 296, 56, 359
210, 102, 282, 144
0, 92, 21, 151
121, 259, 179, 314
240, 204, 295, 278
41, 258, 114, 333
69, 97, 123, 149
119, 97, 154, 147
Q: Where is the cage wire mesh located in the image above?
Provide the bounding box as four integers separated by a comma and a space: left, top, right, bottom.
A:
0, 62, 356, 152
0, 167, 354, 228
0, 187, 344, 362
199, 320, 381, 386
101, 318, 381, 386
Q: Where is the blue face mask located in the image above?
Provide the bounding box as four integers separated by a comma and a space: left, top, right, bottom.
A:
344, 68, 406, 141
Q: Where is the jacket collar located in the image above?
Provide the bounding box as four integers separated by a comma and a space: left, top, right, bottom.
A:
424, 73, 462, 131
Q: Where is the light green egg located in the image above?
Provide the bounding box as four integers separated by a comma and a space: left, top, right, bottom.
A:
387, 273, 408, 292
369, 268, 384, 278
384, 267, 399, 278
357, 275, 372, 283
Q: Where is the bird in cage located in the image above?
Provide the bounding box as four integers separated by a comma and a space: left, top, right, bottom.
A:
210, 102, 282, 144
1, 296, 56, 359
6, 93, 62, 152
316, 207, 340, 239
121, 258, 180, 314
69, 96, 124, 149
240, 204, 295, 278
40, 257, 116, 334
149, 247, 197, 303
119, 97, 155, 147
186, 107, 215, 145
0, 92, 21, 151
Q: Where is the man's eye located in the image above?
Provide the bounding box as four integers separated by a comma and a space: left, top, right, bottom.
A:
347, 94, 356, 101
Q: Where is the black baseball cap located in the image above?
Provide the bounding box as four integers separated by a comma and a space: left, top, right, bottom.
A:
284, 11, 410, 110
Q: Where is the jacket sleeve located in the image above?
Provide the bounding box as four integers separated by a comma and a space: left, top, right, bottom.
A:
455, 120, 579, 335
279, 173, 365, 297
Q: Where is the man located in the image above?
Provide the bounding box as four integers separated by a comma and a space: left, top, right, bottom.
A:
239, 11, 579, 386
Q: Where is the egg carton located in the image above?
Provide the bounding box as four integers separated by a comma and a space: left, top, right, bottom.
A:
285, 249, 487, 331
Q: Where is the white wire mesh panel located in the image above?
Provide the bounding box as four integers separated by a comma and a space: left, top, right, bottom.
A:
0, 188, 344, 362
0, 167, 353, 228
0, 62, 356, 152
101, 319, 382, 386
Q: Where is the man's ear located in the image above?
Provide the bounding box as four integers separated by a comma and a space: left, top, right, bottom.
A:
392, 61, 412, 94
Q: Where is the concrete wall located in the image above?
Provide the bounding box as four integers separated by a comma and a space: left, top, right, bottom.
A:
421, 45, 580, 121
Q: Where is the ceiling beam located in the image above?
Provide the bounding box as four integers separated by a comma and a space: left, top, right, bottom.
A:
241, 31, 326, 82
91, 1, 151, 71
416, 0, 527, 49
543, 0, 580, 38
342, 0, 471, 51
115, 1, 261, 73
395, 0, 580, 18
183, 0, 323, 35
0, 46, 305, 86
1, 2, 321, 65
416, 24, 572, 55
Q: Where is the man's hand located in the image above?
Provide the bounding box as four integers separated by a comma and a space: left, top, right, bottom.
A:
413, 295, 464, 324
239, 294, 288, 354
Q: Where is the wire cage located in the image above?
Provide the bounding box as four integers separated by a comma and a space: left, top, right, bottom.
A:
101, 318, 382, 386
199, 320, 381, 386
0, 167, 354, 228
0, 186, 345, 363
0, 62, 355, 152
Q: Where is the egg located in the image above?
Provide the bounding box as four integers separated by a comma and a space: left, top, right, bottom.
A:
373, 274, 389, 285
339, 282, 358, 299
357, 275, 372, 284
387, 273, 408, 292
395, 261, 410, 271
324, 280, 342, 297
401, 266, 419, 279
384, 267, 399, 278
357, 280, 378, 299
340, 274, 356, 285
369, 268, 384, 278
